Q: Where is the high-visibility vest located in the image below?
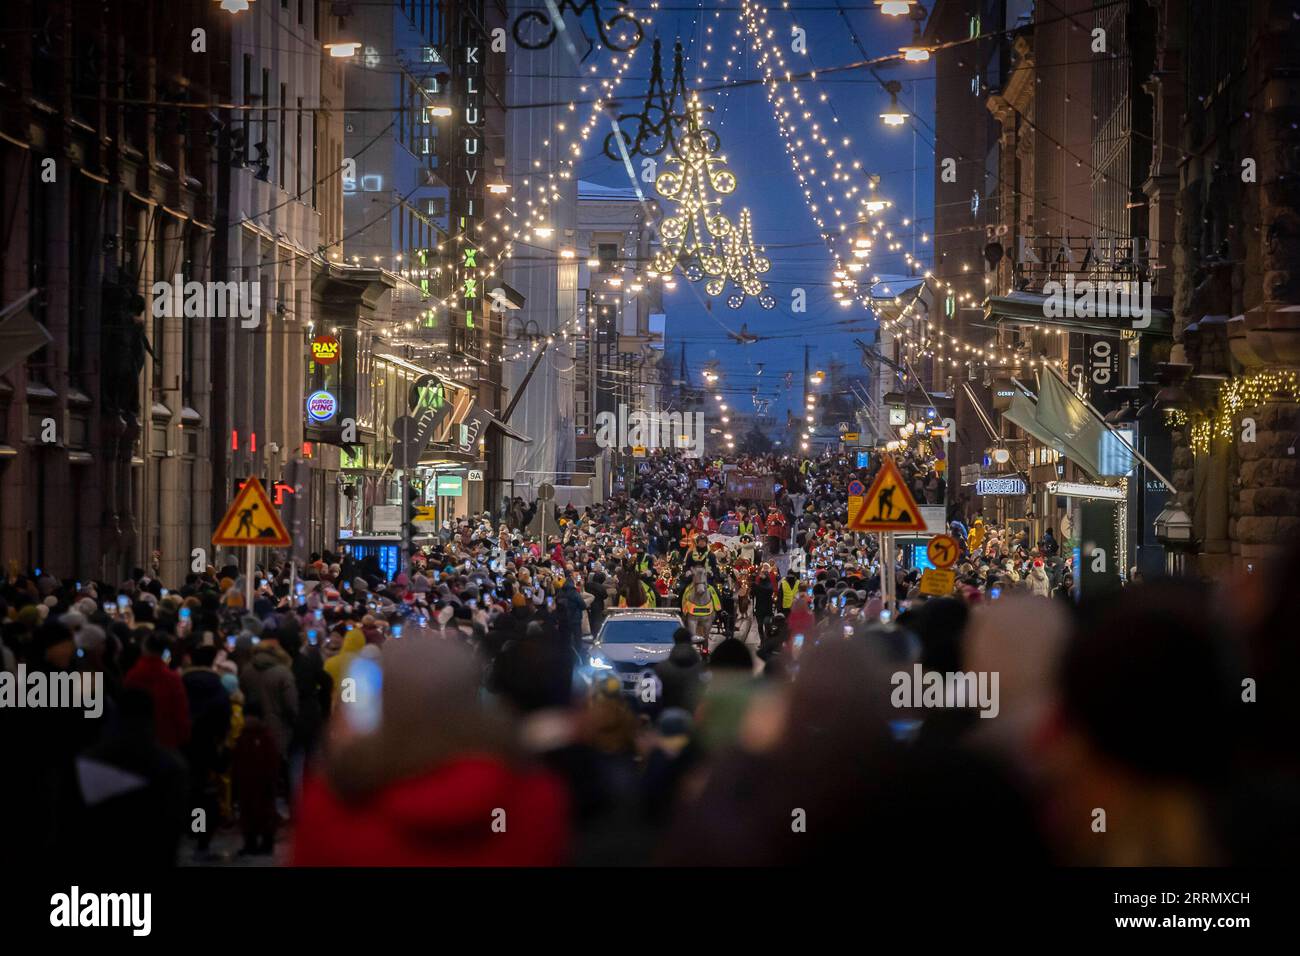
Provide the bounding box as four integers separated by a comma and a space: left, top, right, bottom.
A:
682, 587, 721, 616
738, 520, 755, 536
780, 579, 799, 610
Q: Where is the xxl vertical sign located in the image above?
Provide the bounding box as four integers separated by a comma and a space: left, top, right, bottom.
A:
453, 14, 485, 330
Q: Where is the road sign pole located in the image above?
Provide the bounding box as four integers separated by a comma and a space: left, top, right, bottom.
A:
883, 532, 898, 616
401, 468, 413, 578
878, 532, 887, 616
245, 545, 255, 611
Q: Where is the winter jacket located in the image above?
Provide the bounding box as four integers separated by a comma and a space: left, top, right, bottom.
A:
292, 754, 569, 866
124, 655, 192, 751
1029, 566, 1052, 597
239, 644, 299, 760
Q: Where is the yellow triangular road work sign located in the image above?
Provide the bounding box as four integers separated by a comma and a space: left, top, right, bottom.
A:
846, 456, 926, 532
213, 476, 291, 547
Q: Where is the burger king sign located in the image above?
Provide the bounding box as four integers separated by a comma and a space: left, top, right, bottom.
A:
306, 390, 338, 423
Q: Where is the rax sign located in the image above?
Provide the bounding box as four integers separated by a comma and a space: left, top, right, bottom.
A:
310, 335, 341, 364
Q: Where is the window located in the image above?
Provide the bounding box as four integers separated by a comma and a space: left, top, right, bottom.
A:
182, 227, 201, 406
242, 56, 253, 165
279, 83, 288, 188
68, 175, 97, 387
597, 242, 618, 273
27, 161, 50, 381
260, 68, 271, 178
152, 216, 170, 378
311, 110, 318, 209
296, 96, 304, 197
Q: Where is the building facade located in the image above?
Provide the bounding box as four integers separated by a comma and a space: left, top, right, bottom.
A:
0, 0, 228, 583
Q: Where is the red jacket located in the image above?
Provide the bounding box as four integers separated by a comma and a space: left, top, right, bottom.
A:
293, 754, 570, 867
124, 654, 191, 750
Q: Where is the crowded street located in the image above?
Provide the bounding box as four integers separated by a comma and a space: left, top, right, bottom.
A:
4, 445, 1298, 873
2, 0, 1296, 937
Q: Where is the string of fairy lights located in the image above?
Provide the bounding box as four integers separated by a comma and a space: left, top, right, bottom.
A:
374, 8, 659, 372
737, 0, 934, 316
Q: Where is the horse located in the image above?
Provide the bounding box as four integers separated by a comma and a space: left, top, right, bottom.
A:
731, 572, 757, 648
616, 559, 650, 608
680, 566, 717, 644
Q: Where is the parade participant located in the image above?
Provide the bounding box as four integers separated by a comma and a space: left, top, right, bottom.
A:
764, 505, 788, 554
680, 568, 722, 643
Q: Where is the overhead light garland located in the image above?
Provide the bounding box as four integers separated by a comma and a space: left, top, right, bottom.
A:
512, 0, 644, 52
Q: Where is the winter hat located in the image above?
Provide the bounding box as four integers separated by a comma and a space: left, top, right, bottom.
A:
75, 597, 99, 617
220, 672, 240, 696
75, 624, 107, 652
240, 614, 264, 636
58, 610, 87, 631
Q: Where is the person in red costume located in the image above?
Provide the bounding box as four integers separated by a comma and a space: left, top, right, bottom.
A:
293, 639, 568, 866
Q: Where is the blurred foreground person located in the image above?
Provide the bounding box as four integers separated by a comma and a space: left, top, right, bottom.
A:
1040, 580, 1240, 865
293, 639, 568, 866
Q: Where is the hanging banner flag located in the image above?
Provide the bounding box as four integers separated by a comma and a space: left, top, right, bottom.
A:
846, 456, 926, 532
213, 477, 291, 547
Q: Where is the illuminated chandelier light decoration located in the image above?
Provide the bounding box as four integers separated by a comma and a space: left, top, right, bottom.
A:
512, 0, 644, 53
604, 38, 720, 162
649, 100, 735, 281
704, 207, 775, 309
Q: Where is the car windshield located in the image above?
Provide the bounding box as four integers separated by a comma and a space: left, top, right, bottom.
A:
600, 619, 680, 644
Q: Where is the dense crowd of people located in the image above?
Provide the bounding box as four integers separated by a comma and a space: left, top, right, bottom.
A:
2, 448, 1296, 866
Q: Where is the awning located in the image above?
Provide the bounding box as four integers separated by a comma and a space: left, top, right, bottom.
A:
1002, 389, 1062, 450
1034, 368, 1137, 478
985, 290, 1172, 337
489, 415, 531, 444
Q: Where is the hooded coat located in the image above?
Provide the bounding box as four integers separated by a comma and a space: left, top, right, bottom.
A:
292, 640, 568, 866
239, 643, 299, 760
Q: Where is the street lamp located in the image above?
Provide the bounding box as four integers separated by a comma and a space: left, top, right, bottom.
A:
217, 0, 254, 11
880, 81, 908, 126
325, 41, 361, 58
876, 0, 916, 14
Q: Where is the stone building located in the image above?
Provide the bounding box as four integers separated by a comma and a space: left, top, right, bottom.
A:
0, 0, 226, 582
1147, 0, 1300, 574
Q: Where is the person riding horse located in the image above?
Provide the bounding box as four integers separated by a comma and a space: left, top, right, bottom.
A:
680, 566, 721, 642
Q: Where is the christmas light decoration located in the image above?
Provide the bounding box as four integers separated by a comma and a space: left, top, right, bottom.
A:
512, 0, 643, 53
704, 208, 775, 309
604, 39, 718, 161
650, 106, 736, 279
